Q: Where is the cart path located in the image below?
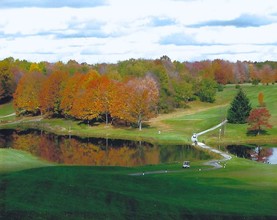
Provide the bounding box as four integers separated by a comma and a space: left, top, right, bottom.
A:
0, 112, 16, 118
129, 121, 232, 176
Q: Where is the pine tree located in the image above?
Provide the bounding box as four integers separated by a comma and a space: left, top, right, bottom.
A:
227, 88, 252, 124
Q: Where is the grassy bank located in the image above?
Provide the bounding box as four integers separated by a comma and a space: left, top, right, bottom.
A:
0, 149, 52, 174
0, 157, 277, 219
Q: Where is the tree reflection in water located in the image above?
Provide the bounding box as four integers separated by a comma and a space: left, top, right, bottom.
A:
226, 145, 276, 164
0, 129, 213, 166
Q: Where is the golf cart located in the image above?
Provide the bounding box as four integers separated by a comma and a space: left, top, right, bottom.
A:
182, 161, 190, 168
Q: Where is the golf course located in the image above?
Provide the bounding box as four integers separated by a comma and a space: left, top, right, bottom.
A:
1, 84, 277, 219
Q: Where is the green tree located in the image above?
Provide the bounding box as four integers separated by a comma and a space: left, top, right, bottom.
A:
227, 88, 252, 124
197, 78, 217, 103
172, 79, 193, 107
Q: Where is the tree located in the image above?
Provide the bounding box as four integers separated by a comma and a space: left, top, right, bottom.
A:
40, 71, 69, 117
60, 73, 84, 118
247, 107, 272, 135
68, 71, 101, 122
112, 76, 159, 130
90, 76, 117, 125
227, 88, 252, 124
172, 79, 193, 107
0, 58, 16, 102
13, 71, 46, 115
258, 92, 265, 107
196, 78, 217, 103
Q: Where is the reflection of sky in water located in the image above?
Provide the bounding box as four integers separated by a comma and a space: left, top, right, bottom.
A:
267, 148, 277, 164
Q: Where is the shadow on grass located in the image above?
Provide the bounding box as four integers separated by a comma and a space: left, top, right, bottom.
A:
246, 130, 270, 137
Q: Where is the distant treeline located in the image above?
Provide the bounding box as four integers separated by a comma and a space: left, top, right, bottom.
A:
1, 56, 277, 123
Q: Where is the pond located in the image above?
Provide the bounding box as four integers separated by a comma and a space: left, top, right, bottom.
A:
226, 145, 277, 164
0, 129, 214, 167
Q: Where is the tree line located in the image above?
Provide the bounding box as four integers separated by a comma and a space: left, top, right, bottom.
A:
13, 70, 159, 130
1, 56, 277, 128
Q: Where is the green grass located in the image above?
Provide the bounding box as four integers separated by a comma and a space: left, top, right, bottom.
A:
0, 101, 15, 121
0, 149, 52, 174
1, 158, 277, 219
1, 84, 277, 219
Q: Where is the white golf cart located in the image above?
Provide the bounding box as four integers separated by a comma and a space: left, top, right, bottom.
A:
182, 161, 190, 168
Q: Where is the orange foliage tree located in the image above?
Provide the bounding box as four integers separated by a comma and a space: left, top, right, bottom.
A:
40, 71, 69, 117
258, 92, 265, 107
69, 71, 102, 122
112, 76, 159, 130
13, 71, 45, 115
87, 75, 117, 125
60, 73, 84, 118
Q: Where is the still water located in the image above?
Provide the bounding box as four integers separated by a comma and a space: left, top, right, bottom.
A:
226, 145, 277, 164
0, 129, 213, 167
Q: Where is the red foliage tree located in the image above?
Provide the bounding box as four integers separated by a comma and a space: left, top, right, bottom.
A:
247, 107, 272, 135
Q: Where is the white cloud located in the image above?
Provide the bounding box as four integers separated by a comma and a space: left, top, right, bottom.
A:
0, 0, 277, 63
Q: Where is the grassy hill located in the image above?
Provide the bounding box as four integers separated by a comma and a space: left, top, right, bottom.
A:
0, 158, 277, 219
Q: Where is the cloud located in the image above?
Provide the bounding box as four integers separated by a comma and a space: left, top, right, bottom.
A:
148, 17, 177, 27
0, 19, 110, 39
189, 14, 275, 28
0, 0, 106, 8
159, 32, 218, 46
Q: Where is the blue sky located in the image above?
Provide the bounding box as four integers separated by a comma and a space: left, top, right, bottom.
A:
0, 0, 277, 63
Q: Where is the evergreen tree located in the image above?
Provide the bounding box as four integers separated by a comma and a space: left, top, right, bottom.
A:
227, 88, 252, 123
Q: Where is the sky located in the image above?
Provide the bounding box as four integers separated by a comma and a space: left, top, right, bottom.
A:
0, 0, 277, 64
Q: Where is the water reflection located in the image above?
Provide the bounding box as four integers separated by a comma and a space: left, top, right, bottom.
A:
226, 145, 277, 164
0, 129, 213, 166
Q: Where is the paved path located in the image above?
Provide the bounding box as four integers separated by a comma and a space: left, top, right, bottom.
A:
197, 142, 232, 170
196, 119, 228, 136
0, 112, 16, 118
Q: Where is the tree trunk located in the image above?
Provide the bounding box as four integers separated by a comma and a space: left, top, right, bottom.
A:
138, 114, 142, 131
105, 112, 108, 125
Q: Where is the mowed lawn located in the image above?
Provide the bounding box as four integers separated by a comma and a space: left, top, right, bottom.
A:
0, 156, 277, 219
1, 84, 277, 219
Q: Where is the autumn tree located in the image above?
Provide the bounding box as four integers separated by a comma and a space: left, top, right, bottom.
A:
0, 58, 16, 102
13, 71, 46, 115
40, 71, 69, 117
227, 88, 252, 124
258, 92, 265, 107
60, 73, 84, 118
247, 107, 272, 135
259, 65, 274, 85
112, 76, 159, 130
88, 76, 117, 125
69, 71, 102, 122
